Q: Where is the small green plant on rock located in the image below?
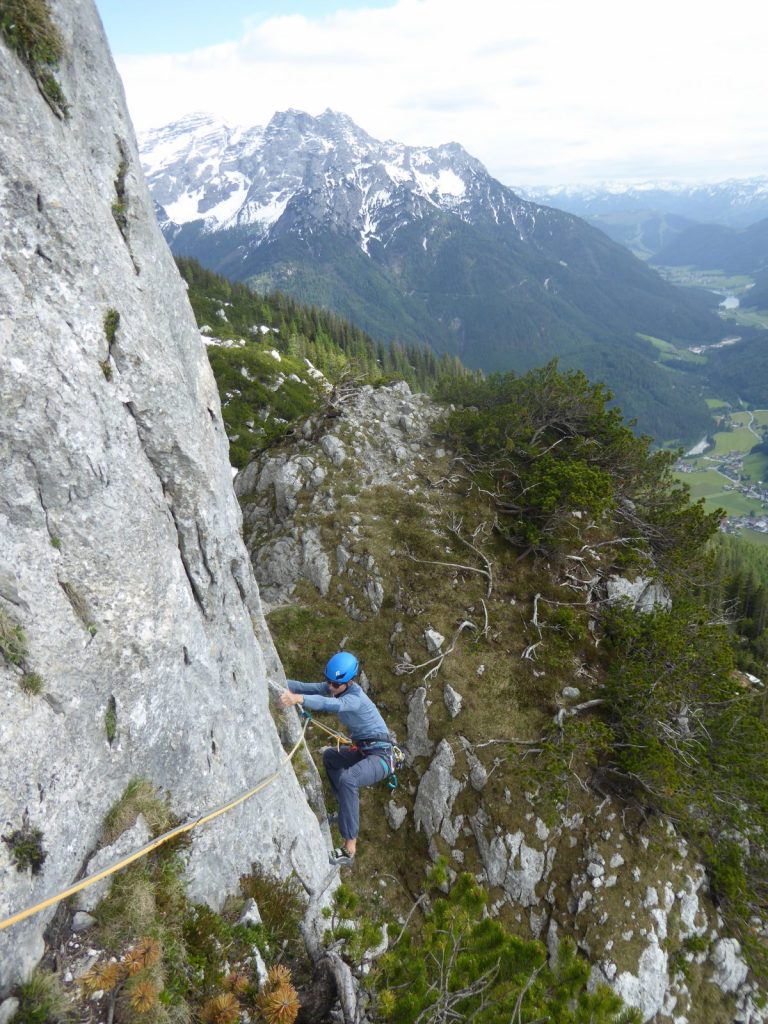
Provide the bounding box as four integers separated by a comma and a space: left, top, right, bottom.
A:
101, 778, 174, 845
0, 607, 28, 666
100, 309, 119, 379
0, 0, 69, 117
105, 695, 117, 743
20, 672, 44, 696
111, 148, 129, 236
3, 820, 47, 875
238, 863, 304, 947
13, 968, 73, 1024
103, 308, 120, 344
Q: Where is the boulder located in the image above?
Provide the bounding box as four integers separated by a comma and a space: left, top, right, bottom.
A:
605, 575, 671, 613
406, 687, 434, 759
443, 684, 463, 718
413, 740, 462, 845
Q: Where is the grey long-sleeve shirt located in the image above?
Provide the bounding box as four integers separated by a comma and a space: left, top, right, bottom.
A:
286, 680, 389, 742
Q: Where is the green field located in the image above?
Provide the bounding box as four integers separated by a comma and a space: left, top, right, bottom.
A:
720, 307, 768, 330
713, 492, 766, 516
674, 471, 764, 516
678, 468, 730, 498
676, 406, 768, 516
637, 333, 707, 365
710, 428, 759, 456
655, 266, 755, 293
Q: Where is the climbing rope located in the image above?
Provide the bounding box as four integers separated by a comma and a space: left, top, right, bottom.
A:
298, 707, 352, 749
0, 718, 310, 933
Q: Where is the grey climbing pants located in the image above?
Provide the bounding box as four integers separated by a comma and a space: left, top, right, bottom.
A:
323, 745, 390, 840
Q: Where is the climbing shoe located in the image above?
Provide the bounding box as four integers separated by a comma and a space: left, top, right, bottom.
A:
329, 846, 354, 867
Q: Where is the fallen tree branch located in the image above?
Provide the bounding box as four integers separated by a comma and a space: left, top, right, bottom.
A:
446, 515, 494, 597
403, 549, 490, 586
395, 619, 477, 681
521, 641, 542, 660
474, 736, 546, 748
554, 698, 606, 730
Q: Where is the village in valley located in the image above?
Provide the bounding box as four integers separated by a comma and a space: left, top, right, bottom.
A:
676, 406, 768, 542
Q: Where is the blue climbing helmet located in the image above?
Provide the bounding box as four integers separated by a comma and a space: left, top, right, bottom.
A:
324, 651, 359, 684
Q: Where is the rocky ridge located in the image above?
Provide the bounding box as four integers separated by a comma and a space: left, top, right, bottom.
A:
0, 0, 330, 995
238, 382, 766, 1023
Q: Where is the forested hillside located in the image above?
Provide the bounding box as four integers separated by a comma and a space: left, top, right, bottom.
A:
651, 219, 768, 275
178, 257, 474, 465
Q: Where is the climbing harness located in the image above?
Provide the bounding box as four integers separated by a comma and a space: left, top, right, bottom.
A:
0, 718, 310, 934
298, 708, 405, 788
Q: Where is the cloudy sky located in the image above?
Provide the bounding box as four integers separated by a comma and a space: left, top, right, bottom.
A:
95, 0, 766, 188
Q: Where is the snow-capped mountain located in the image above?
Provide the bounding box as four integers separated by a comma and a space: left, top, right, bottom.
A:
140, 108, 542, 253
138, 109, 738, 442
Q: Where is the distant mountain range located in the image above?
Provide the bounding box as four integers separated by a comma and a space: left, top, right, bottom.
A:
139, 110, 742, 441
522, 179, 768, 261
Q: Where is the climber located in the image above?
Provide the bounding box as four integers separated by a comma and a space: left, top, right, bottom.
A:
279, 651, 393, 867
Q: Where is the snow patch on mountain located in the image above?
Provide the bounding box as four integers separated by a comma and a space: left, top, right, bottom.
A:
139, 108, 534, 255
414, 168, 466, 198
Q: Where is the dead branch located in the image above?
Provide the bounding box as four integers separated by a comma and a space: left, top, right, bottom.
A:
474, 736, 547, 747
291, 836, 367, 1024
531, 592, 542, 634
361, 923, 389, 966
391, 893, 430, 949
395, 619, 477, 681
403, 548, 491, 584
554, 698, 606, 730
537, 594, 594, 608
446, 514, 494, 597
521, 641, 542, 660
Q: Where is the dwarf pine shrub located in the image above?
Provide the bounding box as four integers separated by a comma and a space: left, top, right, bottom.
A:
373, 872, 640, 1023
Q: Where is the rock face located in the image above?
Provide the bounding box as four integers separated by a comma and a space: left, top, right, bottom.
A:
236, 380, 444, 610
0, 1, 328, 992
605, 575, 671, 613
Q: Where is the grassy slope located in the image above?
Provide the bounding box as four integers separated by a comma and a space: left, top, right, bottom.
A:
244, 391, 758, 1022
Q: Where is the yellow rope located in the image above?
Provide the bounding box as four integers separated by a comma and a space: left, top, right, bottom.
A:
300, 711, 352, 748
0, 719, 310, 933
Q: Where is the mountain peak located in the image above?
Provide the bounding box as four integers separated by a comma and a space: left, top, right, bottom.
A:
139, 107, 513, 240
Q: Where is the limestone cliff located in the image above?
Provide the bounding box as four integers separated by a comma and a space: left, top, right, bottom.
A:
0, 0, 328, 992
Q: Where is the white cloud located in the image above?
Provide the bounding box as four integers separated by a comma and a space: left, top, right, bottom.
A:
115, 0, 768, 185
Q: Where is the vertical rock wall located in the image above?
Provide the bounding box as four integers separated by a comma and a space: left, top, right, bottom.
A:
0, 0, 328, 991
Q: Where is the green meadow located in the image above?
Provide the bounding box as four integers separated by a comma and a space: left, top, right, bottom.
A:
677, 408, 768, 515
637, 333, 707, 365
710, 427, 760, 456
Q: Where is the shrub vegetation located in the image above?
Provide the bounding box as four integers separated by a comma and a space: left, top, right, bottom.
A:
0, 0, 68, 116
